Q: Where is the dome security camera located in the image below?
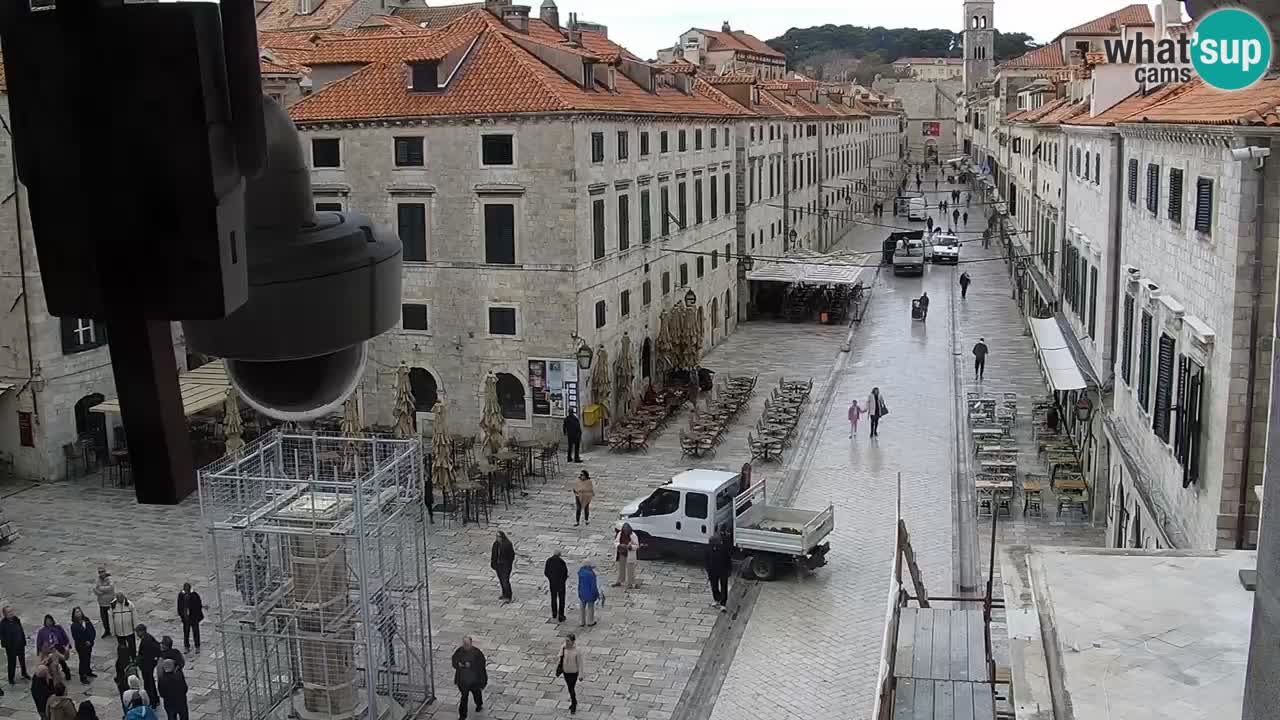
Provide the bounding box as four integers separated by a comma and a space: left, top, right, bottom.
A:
182, 97, 402, 422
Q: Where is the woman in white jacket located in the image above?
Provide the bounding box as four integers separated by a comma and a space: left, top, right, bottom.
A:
611, 524, 640, 589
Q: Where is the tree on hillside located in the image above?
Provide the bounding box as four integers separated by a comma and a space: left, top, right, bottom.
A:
767, 25, 1038, 70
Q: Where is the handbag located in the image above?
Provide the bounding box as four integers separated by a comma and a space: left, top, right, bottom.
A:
555, 652, 564, 677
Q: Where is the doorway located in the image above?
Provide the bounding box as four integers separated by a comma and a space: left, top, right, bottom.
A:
74, 393, 108, 456
641, 338, 653, 381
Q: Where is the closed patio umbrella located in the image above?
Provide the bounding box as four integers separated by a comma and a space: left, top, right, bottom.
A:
591, 345, 610, 406
616, 332, 635, 416
392, 363, 416, 438
222, 389, 245, 453
656, 310, 674, 379
340, 393, 363, 474
479, 371, 506, 456
430, 400, 456, 492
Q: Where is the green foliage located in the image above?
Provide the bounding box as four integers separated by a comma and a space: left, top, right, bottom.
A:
765, 25, 1038, 71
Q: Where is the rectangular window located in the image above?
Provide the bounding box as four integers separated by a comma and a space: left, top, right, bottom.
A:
694, 179, 704, 224
1152, 334, 1176, 443
710, 128, 717, 148
1138, 311, 1153, 412
481, 134, 514, 166
723, 128, 729, 147
594, 300, 606, 329
617, 131, 629, 161
685, 492, 708, 519
1122, 294, 1135, 384
711, 250, 718, 269
642, 280, 652, 306
1128, 158, 1138, 204
722, 174, 730, 214
661, 186, 671, 235
679, 263, 688, 286
397, 203, 427, 262
678, 129, 687, 152
1175, 356, 1204, 487
620, 290, 631, 317
640, 190, 652, 242
1088, 266, 1098, 337
662, 271, 671, 295
17, 411, 33, 447
1094, 153, 1101, 185
1195, 178, 1214, 234
660, 131, 669, 153
618, 194, 630, 251
484, 203, 516, 264
677, 182, 687, 228
1083, 150, 1090, 181
710, 176, 718, 219
401, 303, 429, 331
695, 128, 703, 150
1146, 163, 1159, 214
696, 256, 704, 278
488, 307, 517, 335
394, 136, 424, 167
61, 317, 106, 354
640, 131, 650, 157
592, 198, 606, 260
1160, 167, 1182, 225
312, 138, 340, 167
590, 132, 604, 163
315, 201, 343, 211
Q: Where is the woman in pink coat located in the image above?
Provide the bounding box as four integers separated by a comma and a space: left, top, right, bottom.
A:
848, 400, 863, 438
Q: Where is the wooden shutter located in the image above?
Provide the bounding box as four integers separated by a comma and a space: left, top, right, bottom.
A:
1121, 294, 1134, 383
1194, 178, 1213, 233
1167, 168, 1182, 223
1138, 312, 1153, 411
1183, 363, 1204, 487
1152, 334, 1175, 442
1088, 266, 1098, 337
1128, 159, 1138, 203
618, 195, 630, 251
1174, 355, 1190, 460
1146, 163, 1159, 214
60, 317, 79, 354
592, 199, 606, 259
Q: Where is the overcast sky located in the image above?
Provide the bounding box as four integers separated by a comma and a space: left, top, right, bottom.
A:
477, 0, 1163, 59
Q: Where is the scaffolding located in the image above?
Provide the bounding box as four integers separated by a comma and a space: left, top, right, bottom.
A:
198, 431, 434, 720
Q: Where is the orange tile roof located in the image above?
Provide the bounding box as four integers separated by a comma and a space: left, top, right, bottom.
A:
704, 72, 758, 85
287, 9, 758, 123
999, 43, 1065, 70
1013, 96, 1069, 123
1121, 78, 1280, 126
349, 14, 434, 37
392, 2, 484, 28
693, 27, 784, 59
1060, 4, 1152, 36
1035, 100, 1089, 126
1066, 83, 1196, 126
261, 57, 303, 75
255, 0, 359, 32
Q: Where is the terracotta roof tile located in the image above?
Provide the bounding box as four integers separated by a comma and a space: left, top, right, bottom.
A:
1035, 100, 1089, 125
704, 73, 757, 85
693, 27, 784, 58
255, 0, 358, 32
1012, 97, 1068, 123
998, 43, 1065, 69
1066, 83, 1196, 126
1121, 77, 1280, 126
1061, 4, 1152, 37
391, 2, 484, 28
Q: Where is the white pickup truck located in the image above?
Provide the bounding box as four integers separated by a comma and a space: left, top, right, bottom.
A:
618, 469, 834, 580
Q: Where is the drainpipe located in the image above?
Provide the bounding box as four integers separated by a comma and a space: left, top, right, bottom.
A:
1238, 138, 1271, 550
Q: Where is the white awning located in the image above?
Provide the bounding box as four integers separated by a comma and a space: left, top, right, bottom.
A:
746, 250, 865, 287
92, 360, 230, 417
1028, 318, 1087, 392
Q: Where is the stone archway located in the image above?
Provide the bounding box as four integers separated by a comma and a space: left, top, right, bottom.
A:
74, 393, 108, 453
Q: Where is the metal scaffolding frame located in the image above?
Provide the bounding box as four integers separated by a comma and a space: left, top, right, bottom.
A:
198, 430, 435, 720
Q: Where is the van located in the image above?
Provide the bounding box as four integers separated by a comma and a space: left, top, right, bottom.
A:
618, 469, 743, 551
907, 196, 928, 221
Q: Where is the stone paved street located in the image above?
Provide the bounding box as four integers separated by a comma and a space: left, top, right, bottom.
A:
706, 179, 964, 720
0, 315, 847, 720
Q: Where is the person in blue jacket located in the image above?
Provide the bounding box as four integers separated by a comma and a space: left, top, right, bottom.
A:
577, 563, 601, 627
124, 694, 157, 720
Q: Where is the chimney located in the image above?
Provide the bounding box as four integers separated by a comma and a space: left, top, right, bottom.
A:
483, 0, 512, 17
566, 12, 582, 47
502, 4, 531, 33
296, 0, 314, 15
721, 20, 731, 33
539, 0, 559, 29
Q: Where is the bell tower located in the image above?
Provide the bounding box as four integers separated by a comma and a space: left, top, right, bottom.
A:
963, 0, 994, 96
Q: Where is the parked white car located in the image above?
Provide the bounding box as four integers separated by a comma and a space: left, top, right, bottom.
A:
933, 234, 960, 264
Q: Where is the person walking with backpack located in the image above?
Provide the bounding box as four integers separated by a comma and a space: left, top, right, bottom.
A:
556, 634, 582, 714
490, 531, 516, 604
2, 605, 30, 684
451, 638, 487, 720
959, 272, 971, 299
123, 695, 157, 720
867, 388, 889, 438
68, 609, 95, 684
577, 563, 601, 627
562, 410, 583, 464
544, 551, 569, 623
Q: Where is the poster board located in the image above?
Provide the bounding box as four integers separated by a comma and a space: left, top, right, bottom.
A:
529, 358, 575, 418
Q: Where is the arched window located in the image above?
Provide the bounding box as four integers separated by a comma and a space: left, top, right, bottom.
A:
711, 297, 720, 329
980, 15, 988, 29
971, 15, 979, 29
495, 372, 527, 420
409, 368, 439, 413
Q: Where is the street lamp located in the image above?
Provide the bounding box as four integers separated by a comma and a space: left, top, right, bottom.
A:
574, 339, 594, 370
684, 288, 698, 307
1075, 395, 1092, 422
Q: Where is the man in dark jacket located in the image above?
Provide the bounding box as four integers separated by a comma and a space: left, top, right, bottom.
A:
156, 658, 189, 720
562, 411, 582, 463
1, 606, 29, 684
543, 551, 569, 623
704, 534, 733, 611
176, 584, 203, 652
973, 338, 989, 381
451, 637, 486, 720
158, 637, 184, 671
134, 625, 162, 708
490, 532, 515, 603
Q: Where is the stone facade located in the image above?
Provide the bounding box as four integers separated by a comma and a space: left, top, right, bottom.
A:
656, 26, 786, 81
0, 95, 186, 482
878, 79, 963, 164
